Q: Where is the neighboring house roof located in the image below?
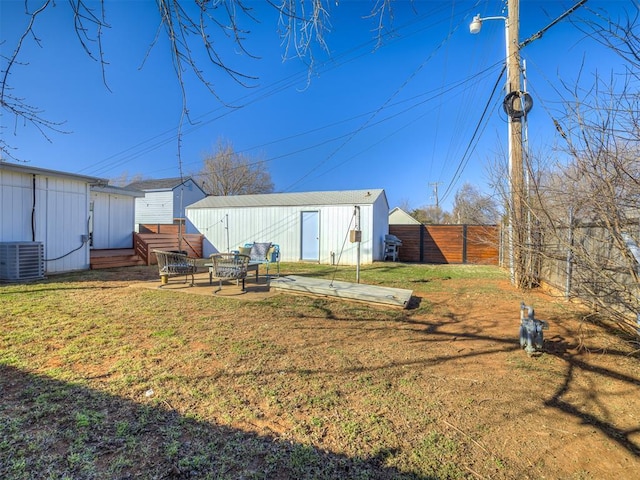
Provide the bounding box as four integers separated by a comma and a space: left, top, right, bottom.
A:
0, 162, 107, 184
188, 189, 387, 209
389, 207, 421, 225
91, 185, 145, 197
126, 177, 198, 192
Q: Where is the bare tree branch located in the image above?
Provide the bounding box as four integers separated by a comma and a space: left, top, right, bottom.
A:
1, 1, 398, 161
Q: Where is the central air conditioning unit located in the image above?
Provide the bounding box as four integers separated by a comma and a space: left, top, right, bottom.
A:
0, 242, 45, 282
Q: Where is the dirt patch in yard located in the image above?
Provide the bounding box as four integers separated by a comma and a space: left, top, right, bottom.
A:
1, 264, 639, 479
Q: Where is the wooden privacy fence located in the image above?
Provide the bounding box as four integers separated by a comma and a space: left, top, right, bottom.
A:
389, 224, 499, 265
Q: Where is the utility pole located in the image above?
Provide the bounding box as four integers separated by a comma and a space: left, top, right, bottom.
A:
429, 182, 441, 208
506, 0, 526, 288
471, 0, 586, 288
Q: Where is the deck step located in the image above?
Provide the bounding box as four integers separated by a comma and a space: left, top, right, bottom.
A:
90, 251, 146, 270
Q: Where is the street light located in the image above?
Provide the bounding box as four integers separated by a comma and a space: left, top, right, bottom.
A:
469, 1, 527, 287
469, 14, 507, 35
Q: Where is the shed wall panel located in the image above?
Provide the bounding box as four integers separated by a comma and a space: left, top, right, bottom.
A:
42, 177, 91, 273
187, 202, 383, 264
91, 192, 135, 249
372, 195, 390, 260
1, 169, 93, 273
0, 170, 34, 241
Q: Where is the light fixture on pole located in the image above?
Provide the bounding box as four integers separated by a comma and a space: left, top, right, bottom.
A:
469, 14, 507, 35
469, 0, 527, 287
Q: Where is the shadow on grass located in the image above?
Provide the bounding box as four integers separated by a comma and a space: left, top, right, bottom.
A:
0, 364, 432, 479
403, 300, 640, 458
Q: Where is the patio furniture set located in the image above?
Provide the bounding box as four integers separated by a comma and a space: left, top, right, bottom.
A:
153, 242, 279, 294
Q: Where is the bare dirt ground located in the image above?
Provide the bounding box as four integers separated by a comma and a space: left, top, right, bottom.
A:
1, 264, 639, 479
127, 267, 640, 478
419, 279, 639, 478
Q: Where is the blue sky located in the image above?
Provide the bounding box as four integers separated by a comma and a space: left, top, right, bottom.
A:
0, 1, 633, 211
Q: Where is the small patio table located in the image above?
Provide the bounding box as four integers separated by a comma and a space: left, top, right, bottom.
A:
205, 261, 260, 285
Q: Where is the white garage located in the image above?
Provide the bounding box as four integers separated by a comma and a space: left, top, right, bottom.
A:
186, 189, 390, 265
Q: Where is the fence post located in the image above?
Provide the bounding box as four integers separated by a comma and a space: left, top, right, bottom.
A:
565, 209, 574, 299
462, 225, 468, 264
622, 232, 640, 336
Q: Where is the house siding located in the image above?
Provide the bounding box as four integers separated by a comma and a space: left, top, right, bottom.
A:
172, 179, 205, 223
135, 191, 174, 225
1, 168, 92, 273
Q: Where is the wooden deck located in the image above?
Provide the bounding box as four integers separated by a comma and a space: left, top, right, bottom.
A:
90, 249, 147, 269
91, 231, 204, 269
270, 275, 413, 308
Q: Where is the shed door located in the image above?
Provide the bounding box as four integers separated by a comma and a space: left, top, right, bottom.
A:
301, 211, 320, 261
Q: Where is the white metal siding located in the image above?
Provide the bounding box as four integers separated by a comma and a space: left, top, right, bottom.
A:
41, 176, 91, 273
135, 191, 174, 224
1, 170, 91, 273
0, 170, 34, 241
91, 192, 135, 249
188, 203, 378, 265
372, 194, 390, 261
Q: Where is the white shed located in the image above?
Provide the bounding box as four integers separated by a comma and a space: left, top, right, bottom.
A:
187, 189, 390, 265
0, 162, 106, 274
90, 185, 143, 249
126, 177, 207, 232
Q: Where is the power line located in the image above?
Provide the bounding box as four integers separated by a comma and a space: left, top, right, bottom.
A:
81, 6, 454, 178
440, 67, 506, 205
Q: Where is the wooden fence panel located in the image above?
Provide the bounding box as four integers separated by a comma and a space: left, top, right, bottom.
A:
425, 225, 464, 263
389, 224, 499, 265
391, 225, 423, 262
139, 224, 181, 235
466, 225, 500, 265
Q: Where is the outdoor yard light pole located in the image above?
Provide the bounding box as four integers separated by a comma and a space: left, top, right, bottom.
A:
470, 0, 526, 287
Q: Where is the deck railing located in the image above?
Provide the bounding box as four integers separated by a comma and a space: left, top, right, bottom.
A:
134, 232, 204, 265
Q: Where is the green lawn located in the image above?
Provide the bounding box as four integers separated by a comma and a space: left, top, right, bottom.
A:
1, 262, 636, 479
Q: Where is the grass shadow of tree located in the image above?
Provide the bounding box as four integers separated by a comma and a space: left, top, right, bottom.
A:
0, 364, 436, 479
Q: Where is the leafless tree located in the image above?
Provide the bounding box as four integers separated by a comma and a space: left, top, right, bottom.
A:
410, 205, 445, 225
451, 182, 500, 225
196, 140, 274, 196
110, 172, 146, 188
528, 64, 640, 337
1, 1, 395, 161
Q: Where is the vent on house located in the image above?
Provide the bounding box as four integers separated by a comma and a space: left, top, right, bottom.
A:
0, 242, 45, 282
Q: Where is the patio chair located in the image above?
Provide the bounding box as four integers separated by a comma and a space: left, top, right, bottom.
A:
236, 242, 280, 279
153, 249, 198, 286
210, 253, 250, 294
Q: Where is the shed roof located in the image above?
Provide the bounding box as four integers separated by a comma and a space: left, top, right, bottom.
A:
126, 177, 195, 192
188, 189, 387, 209
0, 162, 106, 184
91, 185, 145, 197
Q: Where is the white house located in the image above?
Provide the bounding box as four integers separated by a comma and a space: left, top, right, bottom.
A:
126, 177, 207, 232
0, 162, 106, 275
90, 185, 143, 249
389, 207, 421, 225
186, 189, 390, 265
